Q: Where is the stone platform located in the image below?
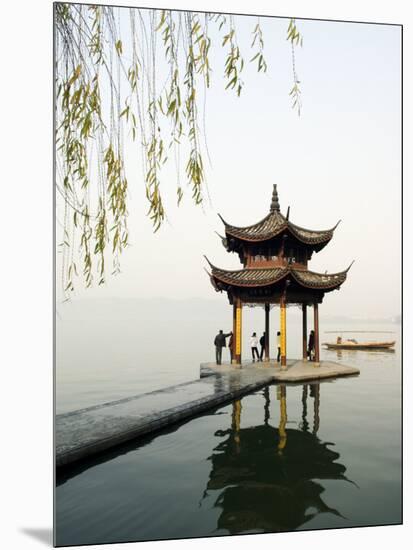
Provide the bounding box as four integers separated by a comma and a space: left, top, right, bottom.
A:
200, 358, 360, 383
56, 359, 359, 469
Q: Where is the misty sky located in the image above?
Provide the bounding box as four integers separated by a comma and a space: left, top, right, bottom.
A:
57, 12, 401, 320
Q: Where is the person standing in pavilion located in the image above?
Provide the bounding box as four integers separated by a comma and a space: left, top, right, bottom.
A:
276, 331, 281, 363
259, 332, 266, 361
214, 329, 232, 365
308, 330, 315, 361
228, 332, 234, 363
250, 332, 259, 362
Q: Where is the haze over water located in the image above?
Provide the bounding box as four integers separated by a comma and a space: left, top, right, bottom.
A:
56, 297, 399, 413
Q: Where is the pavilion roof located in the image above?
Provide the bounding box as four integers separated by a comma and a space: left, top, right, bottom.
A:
205, 261, 352, 291
218, 185, 340, 248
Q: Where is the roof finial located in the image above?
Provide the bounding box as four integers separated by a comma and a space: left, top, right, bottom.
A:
270, 184, 280, 213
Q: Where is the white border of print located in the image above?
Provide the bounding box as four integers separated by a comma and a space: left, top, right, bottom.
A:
2, 1, 410, 549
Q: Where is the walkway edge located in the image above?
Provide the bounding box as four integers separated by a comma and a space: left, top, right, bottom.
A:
56, 359, 359, 469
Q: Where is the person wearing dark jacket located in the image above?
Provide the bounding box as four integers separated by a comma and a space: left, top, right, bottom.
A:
214, 330, 232, 365
277, 331, 281, 362
308, 330, 315, 361
228, 333, 234, 363
259, 332, 266, 361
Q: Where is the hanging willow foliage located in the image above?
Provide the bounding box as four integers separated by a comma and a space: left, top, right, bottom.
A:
55, 3, 302, 298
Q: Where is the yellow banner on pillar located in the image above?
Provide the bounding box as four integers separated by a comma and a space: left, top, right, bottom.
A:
236, 305, 242, 355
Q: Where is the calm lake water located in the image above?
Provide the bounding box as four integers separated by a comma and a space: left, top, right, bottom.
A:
55, 302, 401, 546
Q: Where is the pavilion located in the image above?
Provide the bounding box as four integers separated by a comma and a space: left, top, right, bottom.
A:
205, 185, 352, 366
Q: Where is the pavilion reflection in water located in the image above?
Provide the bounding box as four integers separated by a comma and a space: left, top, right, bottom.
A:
202, 384, 353, 534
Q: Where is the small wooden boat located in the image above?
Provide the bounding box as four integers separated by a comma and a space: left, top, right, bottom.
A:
323, 339, 395, 351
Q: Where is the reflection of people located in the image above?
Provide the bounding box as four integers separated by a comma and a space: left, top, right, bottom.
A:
214, 330, 232, 365
277, 331, 281, 362
250, 332, 259, 362
308, 330, 315, 361
259, 332, 266, 360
